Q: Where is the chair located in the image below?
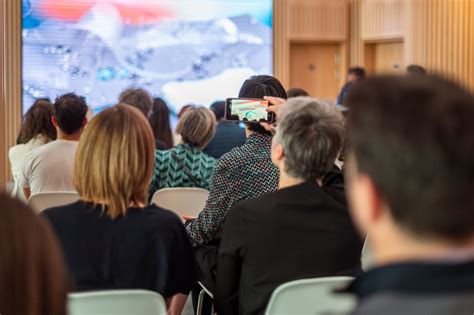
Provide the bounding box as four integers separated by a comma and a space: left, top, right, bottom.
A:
150, 187, 209, 218
265, 277, 355, 315
28, 191, 80, 213
68, 290, 167, 315
361, 237, 373, 271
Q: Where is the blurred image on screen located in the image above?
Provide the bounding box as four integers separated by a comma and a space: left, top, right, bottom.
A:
22, 0, 273, 113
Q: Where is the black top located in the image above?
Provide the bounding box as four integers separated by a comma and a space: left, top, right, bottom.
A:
215, 180, 363, 315
42, 201, 198, 298
203, 121, 246, 159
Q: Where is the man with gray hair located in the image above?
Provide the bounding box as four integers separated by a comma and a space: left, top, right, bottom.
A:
215, 97, 363, 315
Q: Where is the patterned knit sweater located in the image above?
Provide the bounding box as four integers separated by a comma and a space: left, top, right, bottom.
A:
149, 144, 216, 198
185, 133, 279, 247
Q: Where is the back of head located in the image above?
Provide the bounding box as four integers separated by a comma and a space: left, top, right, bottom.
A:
20, 98, 57, 144
348, 67, 366, 80
286, 88, 310, 98
346, 75, 474, 242
274, 97, 344, 180
176, 106, 217, 149
149, 98, 173, 148
53, 93, 88, 135
74, 104, 155, 218
119, 88, 153, 117
238, 75, 287, 134
406, 64, 427, 75
210, 101, 225, 120
0, 193, 69, 315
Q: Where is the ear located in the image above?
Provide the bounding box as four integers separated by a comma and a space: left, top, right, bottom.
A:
345, 157, 384, 236
51, 115, 58, 128
82, 117, 88, 127
271, 142, 285, 167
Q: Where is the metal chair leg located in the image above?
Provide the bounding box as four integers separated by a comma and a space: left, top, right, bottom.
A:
196, 289, 205, 315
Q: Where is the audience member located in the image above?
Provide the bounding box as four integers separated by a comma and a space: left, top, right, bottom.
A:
119, 87, 153, 117
42, 104, 197, 315
9, 99, 56, 200
186, 76, 285, 311
343, 76, 474, 314
286, 87, 309, 98
203, 101, 246, 159
216, 97, 363, 315
149, 97, 174, 150
336, 67, 365, 105
178, 104, 195, 119
406, 64, 427, 75
0, 193, 70, 315
149, 107, 217, 196
19, 93, 88, 199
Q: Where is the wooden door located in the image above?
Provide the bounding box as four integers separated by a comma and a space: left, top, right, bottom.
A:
365, 41, 404, 74
290, 43, 342, 99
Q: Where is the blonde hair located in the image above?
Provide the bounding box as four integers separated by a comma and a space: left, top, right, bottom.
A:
74, 104, 155, 218
176, 107, 217, 149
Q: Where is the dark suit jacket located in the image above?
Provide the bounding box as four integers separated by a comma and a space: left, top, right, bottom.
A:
216, 178, 363, 315
203, 121, 246, 159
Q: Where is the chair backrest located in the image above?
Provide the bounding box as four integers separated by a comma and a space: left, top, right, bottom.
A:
361, 237, 373, 271
265, 277, 355, 315
28, 191, 80, 213
68, 290, 167, 315
151, 187, 209, 218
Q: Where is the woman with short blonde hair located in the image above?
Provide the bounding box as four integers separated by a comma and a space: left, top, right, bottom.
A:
149, 106, 217, 196
43, 104, 198, 315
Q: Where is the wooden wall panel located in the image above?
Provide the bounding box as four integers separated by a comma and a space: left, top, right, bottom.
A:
349, 0, 364, 66
0, 0, 22, 189
288, 0, 348, 41
406, 0, 474, 90
360, 0, 404, 41
274, 0, 290, 89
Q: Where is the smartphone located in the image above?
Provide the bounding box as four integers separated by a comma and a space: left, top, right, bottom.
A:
225, 98, 275, 123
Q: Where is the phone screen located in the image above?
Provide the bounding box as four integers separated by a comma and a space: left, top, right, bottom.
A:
226, 98, 272, 123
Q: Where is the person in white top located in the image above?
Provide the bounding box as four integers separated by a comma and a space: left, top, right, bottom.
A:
9, 99, 57, 201
19, 93, 88, 200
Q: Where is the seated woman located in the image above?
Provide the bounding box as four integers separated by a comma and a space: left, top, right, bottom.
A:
215, 97, 364, 315
149, 97, 174, 150
42, 104, 198, 315
149, 106, 217, 197
0, 193, 69, 315
9, 98, 56, 200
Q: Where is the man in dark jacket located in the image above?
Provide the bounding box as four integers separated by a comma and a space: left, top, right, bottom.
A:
344, 75, 474, 314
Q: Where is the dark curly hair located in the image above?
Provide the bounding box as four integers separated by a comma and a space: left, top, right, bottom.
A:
53, 93, 88, 135
18, 99, 57, 144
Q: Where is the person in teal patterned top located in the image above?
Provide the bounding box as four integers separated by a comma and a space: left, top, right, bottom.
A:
149, 107, 217, 198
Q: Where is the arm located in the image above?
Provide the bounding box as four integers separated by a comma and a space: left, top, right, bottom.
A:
185, 159, 237, 247
23, 187, 31, 200
19, 152, 33, 200
215, 204, 245, 315
166, 293, 188, 315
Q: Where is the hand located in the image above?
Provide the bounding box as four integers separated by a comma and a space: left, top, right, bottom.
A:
182, 215, 196, 222
261, 96, 286, 132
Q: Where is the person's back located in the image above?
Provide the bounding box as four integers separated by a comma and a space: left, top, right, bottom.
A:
203, 101, 245, 159
43, 201, 195, 296
216, 97, 362, 315
43, 104, 197, 314
343, 76, 474, 315
19, 93, 88, 199
149, 107, 217, 196
9, 99, 56, 200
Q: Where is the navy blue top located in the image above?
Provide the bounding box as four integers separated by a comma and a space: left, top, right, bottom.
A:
42, 201, 198, 298
203, 121, 246, 159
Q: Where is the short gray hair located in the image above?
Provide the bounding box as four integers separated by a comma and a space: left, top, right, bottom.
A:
274, 97, 344, 180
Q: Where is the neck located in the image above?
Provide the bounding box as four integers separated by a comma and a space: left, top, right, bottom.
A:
278, 171, 305, 189
57, 131, 81, 141
370, 224, 474, 266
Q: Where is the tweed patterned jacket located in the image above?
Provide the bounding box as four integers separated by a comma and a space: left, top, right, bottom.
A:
186, 133, 279, 247
149, 144, 217, 198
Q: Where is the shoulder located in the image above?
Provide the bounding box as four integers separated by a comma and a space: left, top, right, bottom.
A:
42, 201, 83, 221
140, 204, 183, 226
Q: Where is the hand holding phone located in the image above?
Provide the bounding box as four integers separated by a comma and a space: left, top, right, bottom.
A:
225, 98, 275, 123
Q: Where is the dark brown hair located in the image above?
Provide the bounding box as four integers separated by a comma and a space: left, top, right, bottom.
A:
149, 98, 173, 149
53, 93, 88, 135
119, 88, 153, 117
0, 194, 70, 315
19, 99, 57, 144
347, 75, 474, 241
